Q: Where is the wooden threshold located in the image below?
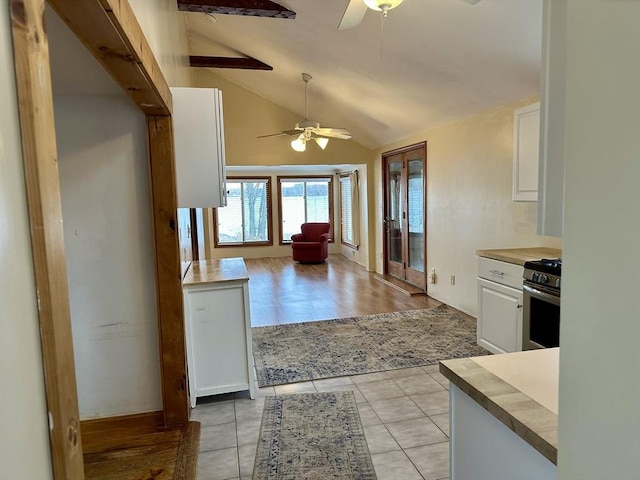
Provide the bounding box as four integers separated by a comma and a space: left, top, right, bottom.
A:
82, 412, 200, 480
374, 274, 427, 296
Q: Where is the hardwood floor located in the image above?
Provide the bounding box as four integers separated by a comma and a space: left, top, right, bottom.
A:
82, 413, 200, 480
245, 254, 442, 327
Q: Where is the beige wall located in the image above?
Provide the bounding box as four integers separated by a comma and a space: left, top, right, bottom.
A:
192, 70, 373, 167
128, 0, 193, 87
0, 5, 54, 479
373, 97, 562, 315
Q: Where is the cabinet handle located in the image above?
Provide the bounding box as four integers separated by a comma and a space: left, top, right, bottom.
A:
489, 270, 504, 276
516, 304, 523, 309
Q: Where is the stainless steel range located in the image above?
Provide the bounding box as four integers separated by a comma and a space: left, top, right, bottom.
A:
522, 258, 561, 349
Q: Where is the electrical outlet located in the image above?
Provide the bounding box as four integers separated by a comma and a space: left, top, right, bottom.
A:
450, 275, 456, 285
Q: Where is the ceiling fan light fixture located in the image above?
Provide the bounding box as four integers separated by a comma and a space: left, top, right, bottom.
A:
314, 137, 329, 150
291, 135, 307, 152
362, 0, 404, 13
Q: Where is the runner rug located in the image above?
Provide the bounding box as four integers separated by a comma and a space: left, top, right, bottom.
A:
253, 392, 376, 480
252, 304, 487, 387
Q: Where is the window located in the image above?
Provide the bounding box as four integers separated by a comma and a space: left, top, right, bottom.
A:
213, 177, 272, 247
278, 176, 333, 244
339, 173, 359, 248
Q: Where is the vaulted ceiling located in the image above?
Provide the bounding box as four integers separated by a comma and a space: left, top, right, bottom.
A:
184, 0, 543, 149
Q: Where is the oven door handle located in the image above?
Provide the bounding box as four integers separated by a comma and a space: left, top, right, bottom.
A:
523, 283, 561, 306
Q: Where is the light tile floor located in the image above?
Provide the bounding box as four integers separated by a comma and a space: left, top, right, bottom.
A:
193, 365, 451, 480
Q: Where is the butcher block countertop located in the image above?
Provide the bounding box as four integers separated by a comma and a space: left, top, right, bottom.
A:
475, 247, 562, 266
440, 348, 559, 464
183, 258, 249, 286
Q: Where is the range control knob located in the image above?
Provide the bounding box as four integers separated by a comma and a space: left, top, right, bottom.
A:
539, 274, 549, 284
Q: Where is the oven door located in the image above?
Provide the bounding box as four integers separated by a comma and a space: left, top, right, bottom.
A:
522, 282, 560, 349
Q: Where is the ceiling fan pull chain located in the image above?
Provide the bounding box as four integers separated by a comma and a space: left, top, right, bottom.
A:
380, 10, 386, 61
304, 76, 308, 120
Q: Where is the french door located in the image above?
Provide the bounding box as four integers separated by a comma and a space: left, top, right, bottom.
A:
383, 143, 426, 289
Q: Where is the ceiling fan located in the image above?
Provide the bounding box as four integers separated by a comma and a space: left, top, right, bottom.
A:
258, 73, 352, 152
338, 0, 481, 30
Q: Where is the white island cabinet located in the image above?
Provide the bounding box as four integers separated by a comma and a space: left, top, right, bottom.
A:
441, 349, 559, 480
183, 258, 255, 408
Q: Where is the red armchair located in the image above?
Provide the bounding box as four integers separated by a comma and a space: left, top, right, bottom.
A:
291, 222, 331, 263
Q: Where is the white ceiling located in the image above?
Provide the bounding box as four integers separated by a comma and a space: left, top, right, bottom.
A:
186, 0, 543, 149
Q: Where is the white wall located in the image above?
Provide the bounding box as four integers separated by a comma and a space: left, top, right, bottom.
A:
0, 3, 53, 478
557, 1, 640, 478
55, 95, 162, 419
373, 98, 562, 315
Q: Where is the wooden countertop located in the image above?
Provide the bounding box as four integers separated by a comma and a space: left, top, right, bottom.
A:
476, 247, 562, 266
183, 258, 249, 286
440, 348, 559, 465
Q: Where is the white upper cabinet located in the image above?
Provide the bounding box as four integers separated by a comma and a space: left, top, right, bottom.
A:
171, 87, 227, 208
537, 0, 565, 237
512, 102, 540, 202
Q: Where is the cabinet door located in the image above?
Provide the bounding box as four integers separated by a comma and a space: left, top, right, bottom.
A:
171, 87, 226, 208
513, 102, 540, 202
477, 278, 523, 354
186, 284, 249, 395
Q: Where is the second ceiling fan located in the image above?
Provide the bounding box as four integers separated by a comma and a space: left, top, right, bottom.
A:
338, 0, 481, 30
258, 73, 351, 152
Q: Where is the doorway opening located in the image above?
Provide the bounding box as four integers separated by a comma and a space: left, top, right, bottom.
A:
382, 142, 427, 291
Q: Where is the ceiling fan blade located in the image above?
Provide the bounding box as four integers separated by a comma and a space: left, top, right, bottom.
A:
461, 0, 482, 4
338, 0, 367, 30
312, 128, 352, 140
257, 132, 286, 138
257, 130, 300, 138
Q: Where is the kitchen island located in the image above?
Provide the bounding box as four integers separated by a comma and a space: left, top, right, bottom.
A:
440, 349, 558, 480
183, 258, 256, 407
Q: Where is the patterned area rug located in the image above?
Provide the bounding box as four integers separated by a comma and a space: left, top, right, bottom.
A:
253, 392, 376, 480
253, 304, 488, 387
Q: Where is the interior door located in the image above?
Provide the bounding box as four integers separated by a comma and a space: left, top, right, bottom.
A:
385, 154, 405, 279
383, 144, 426, 289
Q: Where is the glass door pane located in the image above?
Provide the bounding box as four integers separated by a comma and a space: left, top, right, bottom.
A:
388, 161, 404, 265
407, 159, 424, 272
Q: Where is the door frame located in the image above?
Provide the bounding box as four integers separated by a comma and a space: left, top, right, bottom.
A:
382, 142, 427, 289
9, 0, 188, 477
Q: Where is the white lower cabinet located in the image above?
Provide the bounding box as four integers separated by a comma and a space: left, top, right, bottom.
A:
183, 278, 255, 408
477, 257, 524, 354
477, 279, 523, 354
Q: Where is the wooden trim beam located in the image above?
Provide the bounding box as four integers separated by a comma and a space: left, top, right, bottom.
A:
177, 0, 296, 18
9, 0, 85, 477
47, 0, 172, 115
147, 116, 190, 427
190, 55, 273, 70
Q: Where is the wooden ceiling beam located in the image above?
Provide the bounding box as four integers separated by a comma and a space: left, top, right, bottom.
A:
190, 55, 273, 70
177, 0, 296, 19
47, 0, 172, 115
